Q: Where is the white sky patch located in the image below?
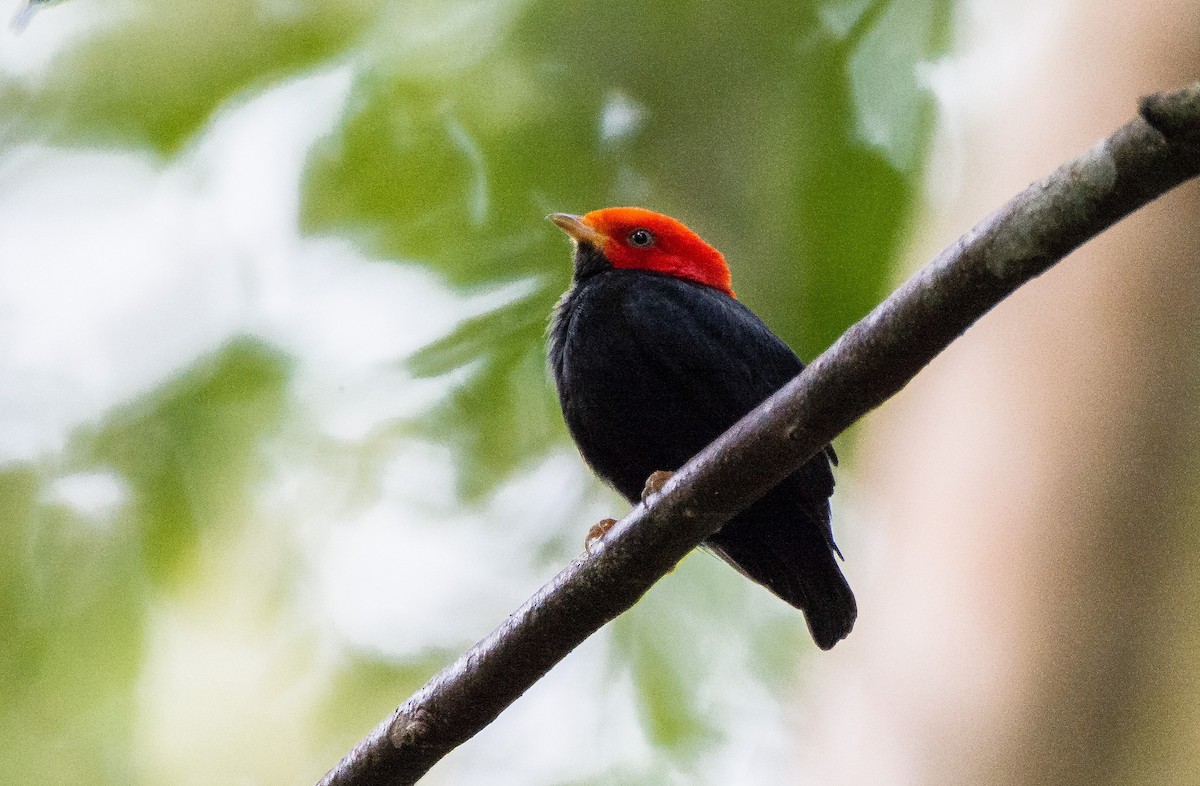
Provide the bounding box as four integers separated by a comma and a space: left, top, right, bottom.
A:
255, 237, 541, 441
919, 0, 1067, 203
599, 90, 646, 146
940, 0, 1068, 106
319, 501, 524, 654
302, 444, 662, 782
0, 68, 361, 463
258, 241, 471, 442
44, 469, 129, 524
0, 0, 122, 79
710, 675, 800, 784
0, 62, 518, 463
440, 636, 652, 785
0, 146, 235, 464
315, 446, 598, 656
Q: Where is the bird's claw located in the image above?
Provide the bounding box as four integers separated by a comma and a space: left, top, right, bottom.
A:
641, 470, 675, 502
584, 518, 618, 554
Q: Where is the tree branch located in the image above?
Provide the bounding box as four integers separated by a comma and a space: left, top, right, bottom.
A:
317, 83, 1200, 786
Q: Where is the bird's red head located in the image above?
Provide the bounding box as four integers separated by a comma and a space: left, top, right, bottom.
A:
550, 207, 734, 297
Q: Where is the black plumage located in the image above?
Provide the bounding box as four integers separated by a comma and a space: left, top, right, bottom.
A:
550, 241, 856, 649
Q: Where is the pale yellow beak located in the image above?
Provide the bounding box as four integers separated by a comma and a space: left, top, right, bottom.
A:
548, 213, 607, 247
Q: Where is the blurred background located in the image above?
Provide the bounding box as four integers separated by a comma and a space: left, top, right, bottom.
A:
1, 0, 1197, 783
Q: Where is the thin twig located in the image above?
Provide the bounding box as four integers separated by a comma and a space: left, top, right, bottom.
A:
318, 83, 1200, 786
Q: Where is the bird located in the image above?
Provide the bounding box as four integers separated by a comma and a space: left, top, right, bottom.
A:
547, 207, 856, 650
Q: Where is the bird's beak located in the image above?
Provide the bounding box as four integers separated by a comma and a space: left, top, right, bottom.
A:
548, 213, 607, 247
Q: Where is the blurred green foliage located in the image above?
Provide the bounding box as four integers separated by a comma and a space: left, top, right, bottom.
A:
0, 340, 289, 783
3, 2, 380, 152
0, 0, 950, 782
80, 339, 292, 583
303, 0, 949, 492
0, 467, 137, 785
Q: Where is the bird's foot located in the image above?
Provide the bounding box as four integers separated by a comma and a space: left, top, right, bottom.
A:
584, 518, 618, 555
641, 470, 675, 502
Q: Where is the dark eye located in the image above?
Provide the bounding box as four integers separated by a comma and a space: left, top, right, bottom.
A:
627, 229, 654, 248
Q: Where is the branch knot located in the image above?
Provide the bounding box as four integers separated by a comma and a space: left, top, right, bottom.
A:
389, 707, 437, 750
1140, 83, 1200, 155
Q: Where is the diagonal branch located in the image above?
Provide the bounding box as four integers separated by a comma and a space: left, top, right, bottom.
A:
317, 83, 1200, 786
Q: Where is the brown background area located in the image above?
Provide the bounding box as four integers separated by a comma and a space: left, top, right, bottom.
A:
805, 2, 1200, 783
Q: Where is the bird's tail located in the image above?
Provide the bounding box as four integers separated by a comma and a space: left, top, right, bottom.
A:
706, 522, 857, 650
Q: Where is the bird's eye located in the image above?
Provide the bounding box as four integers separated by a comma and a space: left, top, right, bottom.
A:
627, 229, 655, 248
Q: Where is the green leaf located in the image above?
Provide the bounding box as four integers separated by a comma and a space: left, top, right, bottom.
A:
3, 0, 379, 153
75, 337, 291, 583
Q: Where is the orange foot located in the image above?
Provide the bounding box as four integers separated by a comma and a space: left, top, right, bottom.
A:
641, 470, 675, 502
584, 518, 617, 555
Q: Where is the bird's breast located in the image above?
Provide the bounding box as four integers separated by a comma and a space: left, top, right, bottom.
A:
550, 273, 743, 499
